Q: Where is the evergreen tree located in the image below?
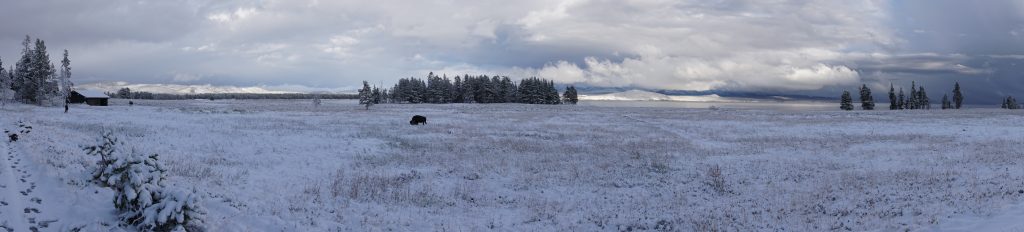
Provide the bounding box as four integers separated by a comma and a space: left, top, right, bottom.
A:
60, 49, 72, 104
1005, 96, 1019, 109
859, 84, 875, 110
31, 39, 57, 105
840, 90, 853, 110
913, 81, 921, 109
888, 83, 897, 110
14, 36, 36, 104
897, 88, 905, 110
358, 81, 373, 110
941, 94, 951, 109
117, 88, 132, 98
0, 58, 8, 103
451, 76, 463, 103
371, 86, 381, 104
952, 82, 963, 109
563, 85, 579, 104
917, 86, 929, 109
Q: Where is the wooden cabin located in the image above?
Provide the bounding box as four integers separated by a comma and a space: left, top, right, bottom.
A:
69, 89, 110, 106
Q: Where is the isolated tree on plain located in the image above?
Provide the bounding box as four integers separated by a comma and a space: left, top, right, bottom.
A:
941, 94, 951, 109
358, 81, 373, 110
888, 83, 897, 110
952, 82, 963, 109
311, 94, 321, 108
859, 84, 874, 110
840, 90, 854, 111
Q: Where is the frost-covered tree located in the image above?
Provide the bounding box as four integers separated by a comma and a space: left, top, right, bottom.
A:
59, 49, 72, 104
840, 91, 853, 111
358, 81, 373, 110
31, 39, 58, 105
0, 58, 11, 104
888, 83, 897, 110
859, 84, 874, 110
952, 82, 963, 109
85, 133, 165, 225
13, 36, 36, 104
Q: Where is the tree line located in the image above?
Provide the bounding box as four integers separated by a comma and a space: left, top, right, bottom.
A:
841, 81, 964, 110
0, 35, 72, 106
357, 72, 579, 108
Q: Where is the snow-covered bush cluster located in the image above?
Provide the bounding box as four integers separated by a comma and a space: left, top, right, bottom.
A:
85, 132, 205, 231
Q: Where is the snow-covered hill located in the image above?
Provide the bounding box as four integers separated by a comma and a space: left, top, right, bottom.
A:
77, 82, 333, 94
579, 90, 733, 102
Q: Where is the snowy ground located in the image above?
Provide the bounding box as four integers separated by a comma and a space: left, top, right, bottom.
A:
1, 99, 1023, 231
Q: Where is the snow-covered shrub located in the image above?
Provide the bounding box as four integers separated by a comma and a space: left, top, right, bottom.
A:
84, 133, 205, 231
140, 188, 206, 232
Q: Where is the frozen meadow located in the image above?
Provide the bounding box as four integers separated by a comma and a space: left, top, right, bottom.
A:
1, 99, 1023, 231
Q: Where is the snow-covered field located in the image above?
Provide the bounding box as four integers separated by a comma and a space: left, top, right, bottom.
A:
2, 99, 1023, 231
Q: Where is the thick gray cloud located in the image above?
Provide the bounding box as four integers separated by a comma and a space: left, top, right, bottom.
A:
0, 0, 1020, 103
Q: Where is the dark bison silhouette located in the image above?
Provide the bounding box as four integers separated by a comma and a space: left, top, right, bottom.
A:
410, 115, 427, 125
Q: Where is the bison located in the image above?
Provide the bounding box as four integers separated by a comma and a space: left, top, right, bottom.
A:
410, 115, 427, 125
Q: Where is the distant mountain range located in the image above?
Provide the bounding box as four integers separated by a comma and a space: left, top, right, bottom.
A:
78, 82, 357, 95
572, 85, 833, 101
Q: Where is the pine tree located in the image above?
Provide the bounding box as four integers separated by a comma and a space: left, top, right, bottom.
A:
859, 84, 875, 110
60, 49, 72, 104
897, 88, 905, 110
952, 82, 963, 109
1006, 96, 1019, 109
563, 85, 579, 104
913, 81, 921, 109
840, 90, 853, 110
0, 58, 8, 104
451, 76, 463, 103
358, 81, 373, 110
888, 83, 897, 110
32, 39, 57, 106
14, 36, 36, 104
917, 86, 929, 109
371, 86, 381, 104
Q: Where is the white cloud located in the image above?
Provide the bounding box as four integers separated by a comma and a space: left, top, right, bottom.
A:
9, 0, 1017, 94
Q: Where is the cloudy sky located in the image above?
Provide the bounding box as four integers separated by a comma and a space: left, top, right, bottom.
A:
0, 0, 1022, 102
